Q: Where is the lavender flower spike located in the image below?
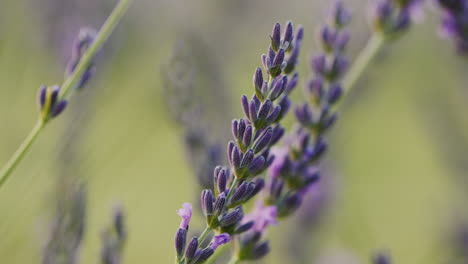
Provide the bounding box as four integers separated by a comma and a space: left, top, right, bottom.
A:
173, 21, 303, 264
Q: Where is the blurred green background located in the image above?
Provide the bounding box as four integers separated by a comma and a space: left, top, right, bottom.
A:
0, 0, 467, 263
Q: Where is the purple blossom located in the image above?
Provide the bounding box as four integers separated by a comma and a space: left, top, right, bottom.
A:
210, 233, 231, 250
177, 203, 193, 229
243, 200, 278, 232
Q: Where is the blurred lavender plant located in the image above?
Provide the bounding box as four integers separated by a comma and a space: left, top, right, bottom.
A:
436, 0, 468, 54
173, 21, 304, 264
101, 207, 127, 264
162, 33, 230, 189
0, 0, 132, 189
42, 183, 86, 264
369, 0, 423, 38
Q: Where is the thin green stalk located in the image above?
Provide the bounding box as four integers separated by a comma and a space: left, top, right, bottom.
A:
0, 120, 44, 187
198, 226, 212, 245
0, 0, 132, 190
227, 256, 240, 264
341, 34, 385, 100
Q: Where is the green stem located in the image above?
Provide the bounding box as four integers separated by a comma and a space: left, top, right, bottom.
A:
0, 0, 132, 190
341, 34, 385, 100
198, 226, 212, 245
227, 256, 240, 264
0, 120, 44, 187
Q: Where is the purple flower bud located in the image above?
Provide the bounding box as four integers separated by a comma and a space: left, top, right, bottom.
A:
327, 83, 343, 104
50, 85, 60, 107
330, 0, 352, 27
50, 100, 68, 118
215, 167, 228, 194
271, 23, 281, 51
214, 193, 227, 214
249, 156, 266, 174
230, 145, 242, 169
254, 67, 264, 91
185, 237, 199, 261
177, 203, 192, 229
270, 125, 285, 146
335, 30, 350, 52
261, 54, 269, 70
311, 54, 327, 76
249, 99, 258, 123
296, 26, 304, 42
258, 100, 272, 120
330, 55, 349, 80
295, 104, 313, 126
241, 95, 250, 119
318, 25, 337, 52
268, 75, 287, 101
240, 150, 254, 169
196, 248, 214, 264
231, 181, 248, 203
285, 72, 299, 94
251, 241, 270, 260
201, 190, 214, 216
210, 233, 231, 250
220, 206, 244, 227
242, 125, 253, 147
38, 85, 47, 109
306, 78, 324, 103
252, 128, 273, 154
234, 221, 254, 234
277, 96, 291, 121
265, 105, 282, 124
279, 193, 302, 217
251, 178, 265, 197
227, 141, 235, 164
270, 49, 285, 77
283, 22, 294, 46
232, 120, 239, 139
175, 228, 187, 257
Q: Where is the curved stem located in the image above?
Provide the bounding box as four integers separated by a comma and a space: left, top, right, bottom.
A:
0, 0, 132, 190
338, 34, 385, 109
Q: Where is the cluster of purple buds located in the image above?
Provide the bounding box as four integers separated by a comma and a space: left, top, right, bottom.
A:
38, 85, 68, 121
175, 203, 231, 264
174, 21, 304, 263
101, 207, 126, 264
65, 28, 97, 89
260, 2, 351, 221
437, 0, 468, 53
369, 0, 423, 37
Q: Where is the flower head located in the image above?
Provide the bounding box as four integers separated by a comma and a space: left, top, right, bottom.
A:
177, 203, 193, 229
